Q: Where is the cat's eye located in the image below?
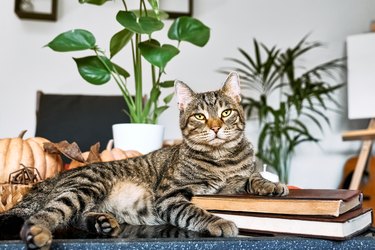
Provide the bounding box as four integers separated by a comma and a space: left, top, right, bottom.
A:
194, 113, 206, 120
221, 109, 232, 118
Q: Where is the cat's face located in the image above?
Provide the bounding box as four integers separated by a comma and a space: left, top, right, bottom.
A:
175, 72, 245, 149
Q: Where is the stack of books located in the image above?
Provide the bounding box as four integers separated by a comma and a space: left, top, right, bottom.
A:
192, 189, 372, 240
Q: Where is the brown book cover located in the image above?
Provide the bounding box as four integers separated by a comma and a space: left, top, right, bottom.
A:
192, 189, 363, 217
212, 207, 373, 240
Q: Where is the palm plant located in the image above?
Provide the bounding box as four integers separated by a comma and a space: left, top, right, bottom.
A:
220, 36, 345, 183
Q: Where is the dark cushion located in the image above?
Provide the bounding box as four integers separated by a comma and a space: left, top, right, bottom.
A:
35, 91, 130, 153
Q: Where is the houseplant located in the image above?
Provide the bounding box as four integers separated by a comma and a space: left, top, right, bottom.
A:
219, 36, 345, 183
46, 0, 210, 153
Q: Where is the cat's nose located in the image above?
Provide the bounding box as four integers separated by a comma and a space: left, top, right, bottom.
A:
207, 119, 223, 134
211, 126, 220, 133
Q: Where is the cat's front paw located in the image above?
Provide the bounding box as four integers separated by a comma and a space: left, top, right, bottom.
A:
252, 181, 289, 196
85, 212, 121, 237
273, 182, 289, 196
207, 218, 238, 237
20, 223, 52, 250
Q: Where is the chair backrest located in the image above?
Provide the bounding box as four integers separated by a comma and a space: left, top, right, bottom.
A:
35, 91, 130, 153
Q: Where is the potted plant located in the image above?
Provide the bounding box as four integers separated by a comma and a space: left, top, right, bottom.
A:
46, 0, 210, 153
219, 36, 345, 183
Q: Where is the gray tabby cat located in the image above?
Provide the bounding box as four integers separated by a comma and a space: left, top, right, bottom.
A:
0, 72, 288, 249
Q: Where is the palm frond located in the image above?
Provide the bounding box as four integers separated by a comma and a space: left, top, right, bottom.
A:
219, 35, 344, 183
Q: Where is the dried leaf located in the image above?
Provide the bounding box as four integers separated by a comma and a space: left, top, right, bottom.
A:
86, 142, 101, 163
0, 184, 33, 212
13, 192, 23, 204
0, 202, 5, 212
44, 141, 85, 162
43, 142, 62, 154
1, 186, 10, 205
5, 191, 12, 210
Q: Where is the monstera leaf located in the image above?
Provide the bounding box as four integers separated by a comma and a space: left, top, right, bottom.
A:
73, 56, 112, 85
46, 29, 96, 52
110, 29, 134, 58
139, 40, 179, 72
116, 11, 163, 35
168, 16, 210, 47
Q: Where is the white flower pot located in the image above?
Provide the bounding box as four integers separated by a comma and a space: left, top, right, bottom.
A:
112, 123, 165, 154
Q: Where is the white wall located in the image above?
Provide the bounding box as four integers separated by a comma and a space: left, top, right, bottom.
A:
1, 0, 374, 188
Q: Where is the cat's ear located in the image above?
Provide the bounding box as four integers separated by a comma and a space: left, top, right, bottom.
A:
221, 72, 241, 103
175, 80, 194, 111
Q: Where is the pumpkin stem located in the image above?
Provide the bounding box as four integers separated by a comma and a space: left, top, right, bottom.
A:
18, 130, 27, 138
106, 139, 114, 150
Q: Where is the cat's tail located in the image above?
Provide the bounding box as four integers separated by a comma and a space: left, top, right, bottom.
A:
0, 209, 26, 240
0, 181, 51, 240
0, 197, 43, 240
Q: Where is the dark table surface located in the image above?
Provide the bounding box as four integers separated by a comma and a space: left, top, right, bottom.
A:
1, 224, 375, 250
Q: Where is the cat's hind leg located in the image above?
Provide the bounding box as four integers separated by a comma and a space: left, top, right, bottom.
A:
81, 212, 122, 237
19, 189, 96, 249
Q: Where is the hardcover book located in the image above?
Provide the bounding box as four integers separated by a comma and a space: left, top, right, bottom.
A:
192, 189, 363, 217
212, 207, 372, 240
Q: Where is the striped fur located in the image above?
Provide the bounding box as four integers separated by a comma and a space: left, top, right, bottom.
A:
0, 72, 288, 249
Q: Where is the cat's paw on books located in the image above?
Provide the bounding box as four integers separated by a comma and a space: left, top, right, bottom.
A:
273, 182, 289, 196
252, 181, 289, 196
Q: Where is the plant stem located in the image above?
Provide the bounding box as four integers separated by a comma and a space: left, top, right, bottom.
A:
121, 0, 128, 11
141, 0, 147, 14
151, 65, 156, 122
139, 0, 143, 16
94, 50, 137, 122
134, 33, 144, 123
152, 71, 163, 123
151, 65, 156, 86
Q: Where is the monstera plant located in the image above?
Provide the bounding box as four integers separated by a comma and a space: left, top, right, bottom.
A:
46, 0, 210, 124
46, 0, 210, 153
220, 36, 345, 183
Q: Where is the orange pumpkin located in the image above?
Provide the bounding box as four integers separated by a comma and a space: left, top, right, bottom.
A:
0, 130, 63, 183
68, 152, 96, 169
68, 139, 142, 169
100, 139, 142, 161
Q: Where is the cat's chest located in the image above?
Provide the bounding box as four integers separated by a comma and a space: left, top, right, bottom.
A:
187, 170, 234, 195
100, 180, 159, 224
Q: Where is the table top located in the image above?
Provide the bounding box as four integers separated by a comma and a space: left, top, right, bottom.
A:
1, 224, 375, 250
